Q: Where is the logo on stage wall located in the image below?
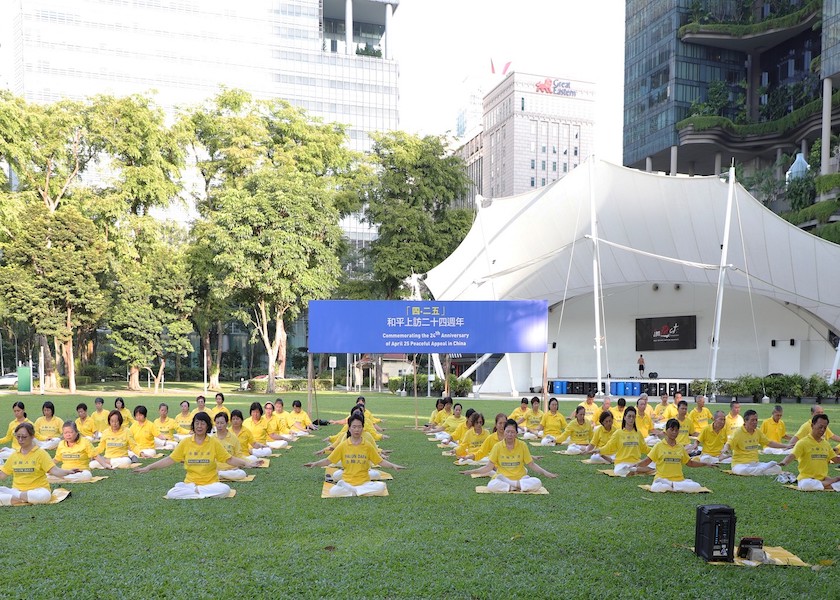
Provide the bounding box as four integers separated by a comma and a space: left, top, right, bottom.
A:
635, 316, 696, 351
535, 78, 577, 97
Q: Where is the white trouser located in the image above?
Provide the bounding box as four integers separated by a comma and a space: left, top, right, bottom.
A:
165, 481, 231, 499
487, 474, 542, 493
761, 447, 790, 455
522, 431, 538, 440
613, 463, 638, 477
650, 478, 703, 492
292, 429, 310, 437
565, 444, 586, 455
434, 432, 451, 443
36, 438, 60, 450
331, 469, 380, 482
589, 453, 614, 464
218, 469, 247, 480
328, 479, 386, 497
698, 454, 720, 465
242, 454, 259, 464
540, 435, 556, 446
798, 478, 840, 492
90, 456, 132, 469
0, 448, 13, 460
267, 440, 288, 449
155, 439, 177, 451
62, 470, 93, 482
732, 462, 782, 476
251, 447, 272, 457
139, 448, 157, 458
644, 435, 660, 447
0, 486, 52, 505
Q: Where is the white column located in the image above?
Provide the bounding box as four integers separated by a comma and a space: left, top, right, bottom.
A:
670, 145, 678, 176
801, 138, 808, 156
384, 3, 393, 60
714, 152, 722, 175
775, 148, 783, 180
645, 157, 652, 172
822, 77, 833, 175
345, 0, 353, 55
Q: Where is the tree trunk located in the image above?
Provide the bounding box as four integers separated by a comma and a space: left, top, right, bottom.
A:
276, 321, 287, 379
128, 365, 141, 391
209, 320, 223, 391
40, 335, 59, 390
153, 358, 165, 394
64, 338, 76, 393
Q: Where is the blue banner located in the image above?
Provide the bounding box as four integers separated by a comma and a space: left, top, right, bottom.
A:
308, 300, 548, 353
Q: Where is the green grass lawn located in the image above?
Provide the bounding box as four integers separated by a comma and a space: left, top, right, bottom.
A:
1, 390, 838, 599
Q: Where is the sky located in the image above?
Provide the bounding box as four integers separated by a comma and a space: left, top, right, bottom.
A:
390, 0, 626, 164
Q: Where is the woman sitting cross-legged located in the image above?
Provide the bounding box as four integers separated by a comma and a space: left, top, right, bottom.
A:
90, 410, 139, 469
305, 413, 405, 497
461, 419, 556, 492
53, 422, 100, 482
211, 412, 249, 480
0, 423, 80, 505
135, 413, 260, 499
631, 418, 714, 491
581, 411, 616, 463
597, 407, 649, 476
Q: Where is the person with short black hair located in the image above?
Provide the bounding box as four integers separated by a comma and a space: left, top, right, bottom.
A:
91, 397, 109, 436
91, 410, 139, 469
787, 405, 840, 447
556, 406, 594, 454
0, 402, 32, 462
509, 398, 530, 432
599, 407, 649, 476
780, 414, 840, 490
288, 400, 316, 435
114, 398, 133, 428
1, 423, 80, 505
696, 411, 730, 465
632, 418, 713, 491
582, 410, 616, 462
722, 409, 787, 475
53, 421, 98, 482
724, 400, 743, 437
210, 393, 230, 420
75, 403, 96, 440
33, 401, 63, 450
521, 397, 544, 439
537, 398, 568, 445
577, 391, 601, 425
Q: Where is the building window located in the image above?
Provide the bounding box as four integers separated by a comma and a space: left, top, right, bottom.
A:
521, 97, 525, 111
552, 145, 557, 154
573, 147, 578, 157
531, 159, 536, 169
541, 160, 546, 170
530, 177, 535, 187
541, 178, 546, 186
552, 162, 557, 172
563, 163, 568, 173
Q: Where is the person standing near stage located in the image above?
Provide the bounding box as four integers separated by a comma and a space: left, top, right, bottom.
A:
637, 354, 645, 377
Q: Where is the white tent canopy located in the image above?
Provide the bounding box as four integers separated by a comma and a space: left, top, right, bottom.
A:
425, 157, 840, 384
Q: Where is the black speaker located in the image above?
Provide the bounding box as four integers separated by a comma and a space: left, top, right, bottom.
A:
678, 383, 687, 396
771, 340, 776, 347
790, 339, 795, 346
695, 505, 736, 562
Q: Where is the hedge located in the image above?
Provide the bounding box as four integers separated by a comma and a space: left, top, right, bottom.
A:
678, 1, 821, 39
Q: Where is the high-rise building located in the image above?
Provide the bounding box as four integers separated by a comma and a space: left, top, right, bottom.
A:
623, 1, 839, 180
482, 72, 595, 198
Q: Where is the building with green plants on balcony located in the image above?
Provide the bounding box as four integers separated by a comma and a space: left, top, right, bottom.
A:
624, 0, 840, 237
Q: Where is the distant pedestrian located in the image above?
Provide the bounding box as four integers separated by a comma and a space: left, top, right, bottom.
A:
637, 354, 645, 377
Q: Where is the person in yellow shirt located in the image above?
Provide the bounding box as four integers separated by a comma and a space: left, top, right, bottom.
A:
674, 401, 698, 453
760, 405, 789, 450
428, 399, 445, 427
305, 413, 405, 496
114, 397, 133, 428
688, 395, 713, 436
0, 402, 33, 461
632, 418, 714, 491
428, 403, 467, 443
636, 395, 657, 443
509, 398, 530, 432
189, 395, 210, 421
153, 403, 180, 447
91, 410, 139, 469
787, 405, 840, 447
538, 398, 568, 445
696, 411, 730, 464
461, 419, 556, 492
130, 406, 168, 456
136, 412, 258, 499
577, 392, 602, 426
724, 400, 744, 437
91, 398, 109, 437
263, 402, 292, 447
53, 422, 101, 482
0, 423, 80, 505
609, 398, 626, 424
209, 393, 231, 421
288, 400, 316, 435
230, 409, 271, 460
652, 394, 671, 423
212, 412, 248, 481
33, 401, 63, 450
75, 403, 97, 441
460, 413, 507, 464
356, 396, 384, 433
722, 409, 787, 475
582, 411, 616, 462
449, 408, 476, 448
780, 414, 840, 491
599, 407, 649, 476
521, 397, 544, 439
174, 401, 194, 439
556, 406, 594, 453
455, 412, 489, 458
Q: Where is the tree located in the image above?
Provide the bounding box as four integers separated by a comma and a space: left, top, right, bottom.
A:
0, 203, 107, 392
364, 131, 472, 298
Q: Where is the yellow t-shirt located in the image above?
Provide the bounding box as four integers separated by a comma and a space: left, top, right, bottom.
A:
75, 416, 97, 439
234, 427, 257, 454
363, 408, 381, 425
243, 416, 269, 444
653, 402, 671, 418
590, 425, 616, 451
795, 420, 835, 441
474, 433, 504, 461
760, 418, 786, 443
91, 410, 110, 433
264, 414, 285, 438
94, 428, 138, 459
440, 415, 466, 434
209, 406, 231, 420
636, 412, 654, 438
663, 404, 679, 421
450, 422, 468, 445
558, 420, 594, 445
327, 439, 382, 486
153, 417, 180, 441
434, 409, 451, 425
729, 427, 770, 465
697, 424, 728, 456
189, 407, 210, 421
600, 428, 648, 464
725, 414, 744, 437
0, 419, 33, 450
540, 412, 568, 436
55, 438, 97, 470
429, 409, 439, 424
118, 408, 134, 427
129, 420, 160, 451
213, 431, 243, 459
791, 435, 837, 481
1, 447, 54, 491
609, 407, 625, 423
689, 407, 713, 435
488, 439, 532, 480
509, 407, 529, 424
675, 417, 691, 445
170, 436, 231, 485
456, 428, 489, 457
33, 416, 64, 441
647, 440, 689, 481
525, 409, 544, 429
578, 401, 601, 425
174, 413, 194, 435
287, 410, 312, 430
